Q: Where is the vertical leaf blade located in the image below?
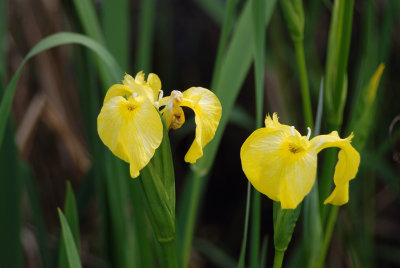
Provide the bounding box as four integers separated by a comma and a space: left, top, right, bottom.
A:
58, 209, 82, 268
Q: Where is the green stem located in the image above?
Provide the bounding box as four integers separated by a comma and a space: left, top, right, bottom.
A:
293, 40, 314, 129
238, 182, 252, 268
160, 239, 178, 268
249, 191, 261, 268
272, 249, 285, 268
316, 206, 339, 268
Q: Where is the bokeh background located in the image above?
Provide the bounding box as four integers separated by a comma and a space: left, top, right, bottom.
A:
1, 0, 400, 267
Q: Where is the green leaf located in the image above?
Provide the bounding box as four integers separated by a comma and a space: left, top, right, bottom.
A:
210, 0, 239, 89
302, 80, 324, 267
347, 63, 385, 150
59, 182, 80, 268
135, 0, 156, 72
324, 0, 355, 128
0, 32, 122, 152
57, 209, 82, 268
103, 0, 129, 70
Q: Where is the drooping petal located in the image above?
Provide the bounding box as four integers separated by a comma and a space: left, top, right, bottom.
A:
97, 95, 163, 178
240, 128, 317, 209
310, 131, 360, 205
180, 87, 222, 163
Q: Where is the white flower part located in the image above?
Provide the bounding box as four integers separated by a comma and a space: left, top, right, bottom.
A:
132, 92, 138, 98
158, 90, 164, 101
155, 101, 159, 108
307, 127, 311, 139
290, 126, 296, 136
170, 90, 183, 103
167, 90, 183, 111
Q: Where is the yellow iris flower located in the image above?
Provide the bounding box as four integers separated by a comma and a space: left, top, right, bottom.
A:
159, 87, 222, 163
97, 72, 221, 178
240, 113, 360, 209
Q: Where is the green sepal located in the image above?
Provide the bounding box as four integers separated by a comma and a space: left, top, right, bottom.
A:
273, 202, 301, 252
139, 113, 176, 242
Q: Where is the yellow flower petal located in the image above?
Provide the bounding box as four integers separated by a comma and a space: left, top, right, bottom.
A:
103, 84, 133, 104
147, 73, 161, 90
123, 72, 155, 103
164, 105, 185, 130
310, 131, 360, 205
134, 71, 145, 85
158, 96, 169, 107
180, 87, 222, 163
97, 95, 163, 178
240, 127, 317, 209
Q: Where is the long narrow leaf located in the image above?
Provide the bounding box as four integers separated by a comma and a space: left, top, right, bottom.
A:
57, 209, 82, 268
59, 182, 80, 268
0, 32, 121, 152
103, 0, 129, 70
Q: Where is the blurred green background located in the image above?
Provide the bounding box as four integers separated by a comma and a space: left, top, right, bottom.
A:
1, 0, 400, 267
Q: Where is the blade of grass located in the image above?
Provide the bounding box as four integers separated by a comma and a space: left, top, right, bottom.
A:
135, 0, 156, 72
57, 209, 82, 268
177, 2, 277, 267
103, 0, 129, 70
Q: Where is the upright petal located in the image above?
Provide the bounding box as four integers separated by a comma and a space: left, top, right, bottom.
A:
123, 72, 155, 103
103, 84, 133, 104
148, 73, 161, 90
180, 87, 222, 163
310, 131, 360, 205
240, 128, 317, 209
97, 96, 163, 178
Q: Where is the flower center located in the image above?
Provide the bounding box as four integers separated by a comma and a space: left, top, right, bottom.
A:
288, 143, 305, 154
